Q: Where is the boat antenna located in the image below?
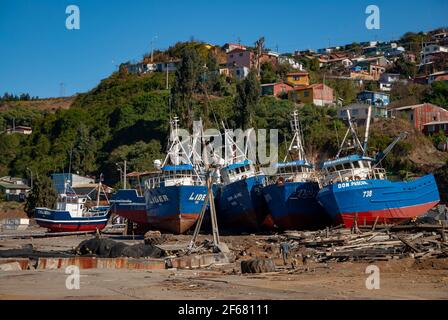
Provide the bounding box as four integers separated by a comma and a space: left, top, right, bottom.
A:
362, 105, 372, 156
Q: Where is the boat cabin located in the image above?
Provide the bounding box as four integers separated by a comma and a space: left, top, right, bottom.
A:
320, 155, 386, 186
55, 194, 88, 217
272, 160, 314, 183
220, 160, 256, 184
147, 164, 203, 187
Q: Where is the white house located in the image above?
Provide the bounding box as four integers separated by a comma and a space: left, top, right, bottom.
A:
379, 73, 400, 92
421, 44, 448, 65
278, 56, 304, 70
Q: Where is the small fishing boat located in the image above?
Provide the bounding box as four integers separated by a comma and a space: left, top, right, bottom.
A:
263, 110, 331, 230
34, 179, 110, 232
317, 105, 440, 228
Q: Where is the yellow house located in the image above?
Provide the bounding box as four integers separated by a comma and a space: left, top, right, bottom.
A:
286, 72, 310, 86
288, 83, 334, 106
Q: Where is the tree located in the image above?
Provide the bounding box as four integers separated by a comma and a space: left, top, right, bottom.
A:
171, 47, 204, 127
234, 69, 260, 130
24, 175, 58, 217
260, 62, 277, 84
424, 81, 448, 108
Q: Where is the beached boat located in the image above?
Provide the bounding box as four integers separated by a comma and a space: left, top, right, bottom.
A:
263, 110, 331, 230
215, 127, 269, 232
143, 117, 208, 234
317, 106, 440, 228
34, 181, 110, 232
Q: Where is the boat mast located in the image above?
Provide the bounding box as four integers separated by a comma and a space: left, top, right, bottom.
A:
284, 110, 306, 162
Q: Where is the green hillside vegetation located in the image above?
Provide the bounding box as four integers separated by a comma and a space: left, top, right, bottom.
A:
0, 41, 446, 192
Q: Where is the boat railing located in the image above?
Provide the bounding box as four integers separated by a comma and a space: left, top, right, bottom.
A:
319, 167, 387, 186
264, 172, 315, 185
145, 173, 206, 189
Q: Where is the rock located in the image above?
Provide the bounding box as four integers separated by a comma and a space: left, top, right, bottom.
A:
0, 262, 22, 271
241, 258, 276, 274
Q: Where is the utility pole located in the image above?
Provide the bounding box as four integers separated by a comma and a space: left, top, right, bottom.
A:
123, 160, 127, 189
254, 37, 265, 77
27, 167, 33, 189
166, 64, 169, 90
59, 82, 65, 97
151, 35, 158, 63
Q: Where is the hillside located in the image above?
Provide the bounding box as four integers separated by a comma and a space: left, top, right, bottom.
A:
0, 96, 75, 112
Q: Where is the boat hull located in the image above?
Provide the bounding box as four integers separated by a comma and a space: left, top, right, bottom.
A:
34, 209, 109, 233
317, 174, 440, 228
110, 189, 148, 225
263, 181, 331, 230
217, 175, 268, 233
145, 185, 208, 234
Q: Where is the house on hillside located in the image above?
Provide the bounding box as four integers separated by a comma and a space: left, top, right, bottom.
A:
428, 71, 448, 84
222, 43, 247, 53
337, 103, 388, 125
286, 72, 310, 87
278, 56, 304, 70
260, 82, 293, 97
227, 48, 253, 69
379, 73, 401, 92
232, 66, 250, 80
423, 120, 448, 135
288, 83, 334, 106
51, 173, 113, 199
156, 60, 180, 73
357, 91, 390, 106
6, 126, 32, 135
421, 44, 448, 65
127, 62, 157, 75
389, 103, 448, 131
260, 52, 279, 65
0, 177, 30, 202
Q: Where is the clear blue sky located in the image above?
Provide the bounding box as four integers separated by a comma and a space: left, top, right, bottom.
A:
0, 0, 447, 98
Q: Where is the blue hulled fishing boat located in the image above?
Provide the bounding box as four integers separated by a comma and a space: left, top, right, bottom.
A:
263, 110, 330, 230
317, 105, 440, 228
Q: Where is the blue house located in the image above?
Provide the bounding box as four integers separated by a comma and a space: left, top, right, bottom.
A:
357, 91, 390, 106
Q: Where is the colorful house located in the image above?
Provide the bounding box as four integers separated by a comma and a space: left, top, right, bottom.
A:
227, 48, 253, 69
289, 83, 334, 106
261, 82, 293, 97
286, 72, 310, 87
423, 120, 448, 135
338, 103, 388, 125
357, 91, 390, 106
390, 103, 448, 131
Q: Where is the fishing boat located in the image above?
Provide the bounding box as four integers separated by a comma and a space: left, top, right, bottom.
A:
215, 126, 269, 232
262, 110, 331, 230
34, 179, 110, 232
109, 189, 147, 226
317, 106, 440, 228
143, 117, 208, 234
